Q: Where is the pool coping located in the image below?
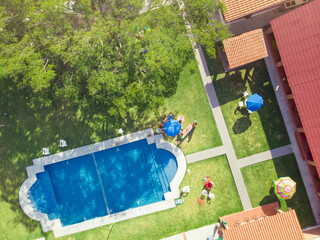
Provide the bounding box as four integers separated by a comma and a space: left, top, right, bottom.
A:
19, 128, 186, 238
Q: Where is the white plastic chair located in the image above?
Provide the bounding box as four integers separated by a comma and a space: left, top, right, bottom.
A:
182, 185, 190, 193
239, 101, 244, 107
202, 189, 208, 196
209, 192, 215, 199
243, 91, 249, 97
42, 148, 50, 155
59, 140, 67, 147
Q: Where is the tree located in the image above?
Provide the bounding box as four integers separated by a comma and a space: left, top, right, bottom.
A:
0, 1, 192, 121
183, 0, 232, 58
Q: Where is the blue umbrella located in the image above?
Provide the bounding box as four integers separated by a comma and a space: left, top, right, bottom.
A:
246, 94, 263, 112
163, 119, 181, 137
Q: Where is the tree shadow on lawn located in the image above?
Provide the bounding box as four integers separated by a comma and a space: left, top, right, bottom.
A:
202, 46, 248, 105
232, 116, 252, 134
0, 76, 173, 233
246, 60, 290, 150
203, 45, 290, 152
0, 80, 152, 232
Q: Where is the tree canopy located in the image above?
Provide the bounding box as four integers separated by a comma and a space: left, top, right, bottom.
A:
0, 0, 231, 122
0, 0, 192, 119
183, 0, 232, 58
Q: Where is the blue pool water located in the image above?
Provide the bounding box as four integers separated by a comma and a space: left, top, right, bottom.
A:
29, 139, 178, 226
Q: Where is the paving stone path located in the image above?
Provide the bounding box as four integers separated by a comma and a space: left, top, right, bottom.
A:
162, 2, 320, 239
178, 0, 252, 211
165, 38, 320, 240
264, 39, 320, 225
186, 144, 293, 167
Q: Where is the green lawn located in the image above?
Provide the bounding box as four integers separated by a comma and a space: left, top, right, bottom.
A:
241, 154, 315, 228
0, 155, 242, 240
45, 155, 240, 239
0, 55, 221, 239
204, 48, 290, 158
99, 58, 222, 156
158, 61, 222, 154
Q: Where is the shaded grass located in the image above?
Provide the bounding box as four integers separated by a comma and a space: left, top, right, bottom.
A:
104, 59, 222, 156
45, 155, 241, 240
158, 61, 222, 154
0, 5, 222, 238
241, 154, 315, 228
0, 59, 221, 239
203, 48, 290, 158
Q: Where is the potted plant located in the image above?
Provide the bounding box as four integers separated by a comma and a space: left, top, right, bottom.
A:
272, 40, 278, 50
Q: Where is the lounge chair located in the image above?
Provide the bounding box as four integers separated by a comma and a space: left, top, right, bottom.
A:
179, 123, 192, 139
42, 148, 50, 155
59, 140, 67, 147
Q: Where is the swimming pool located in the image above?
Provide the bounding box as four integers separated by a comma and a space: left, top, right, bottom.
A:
20, 129, 186, 237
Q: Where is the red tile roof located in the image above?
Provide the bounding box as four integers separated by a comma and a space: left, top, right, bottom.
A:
271, 1, 320, 175
223, 29, 268, 69
220, 202, 279, 229
222, 210, 304, 240
223, 0, 285, 22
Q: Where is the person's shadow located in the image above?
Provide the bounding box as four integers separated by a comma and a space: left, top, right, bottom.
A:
187, 127, 197, 142
234, 106, 250, 117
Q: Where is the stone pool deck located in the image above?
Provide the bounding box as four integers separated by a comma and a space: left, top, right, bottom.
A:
20, 128, 186, 238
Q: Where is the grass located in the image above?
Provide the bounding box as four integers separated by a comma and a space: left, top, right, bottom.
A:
0, 56, 221, 238
0, 155, 242, 240
241, 154, 316, 228
158, 61, 222, 154
204, 48, 290, 158
93, 58, 222, 156
43, 155, 241, 240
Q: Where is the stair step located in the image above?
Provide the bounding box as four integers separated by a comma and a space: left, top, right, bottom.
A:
149, 144, 170, 193
139, 141, 164, 200
29, 170, 61, 220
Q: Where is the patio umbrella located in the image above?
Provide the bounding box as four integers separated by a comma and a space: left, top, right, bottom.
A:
246, 93, 263, 112
274, 177, 296, 199
163, 119, 181, 137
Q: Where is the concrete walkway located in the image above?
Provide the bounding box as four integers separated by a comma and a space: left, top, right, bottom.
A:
177, 0, 294, 213
264, 39, 320, 225
238, 144, 293, 168
186, 144, 293, 167
162, 223, 218, 240
186, 146, 226, 163
163, 2, 319, 239
194, 43, 252, 210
